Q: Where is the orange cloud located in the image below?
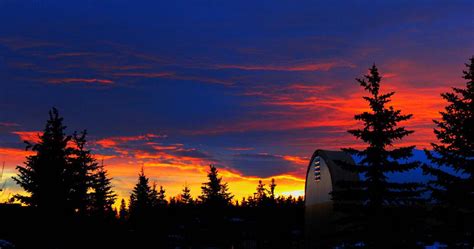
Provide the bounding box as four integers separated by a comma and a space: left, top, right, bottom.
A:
282, 155, 309, 166
95, 133, 166, 148
12, 131, 42, 143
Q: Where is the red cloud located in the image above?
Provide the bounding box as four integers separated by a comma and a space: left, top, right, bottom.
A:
12, 131, 42, 143
47, 78, 114, 85
95, 134, 166, 148
112, 72, 173, 78
215, 61, 354, 72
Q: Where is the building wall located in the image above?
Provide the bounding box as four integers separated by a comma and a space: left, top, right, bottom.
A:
305, 157, 332, 206
305, 157, 334, 249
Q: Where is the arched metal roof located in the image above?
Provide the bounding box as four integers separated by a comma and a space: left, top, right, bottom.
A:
304, 149, 359, 199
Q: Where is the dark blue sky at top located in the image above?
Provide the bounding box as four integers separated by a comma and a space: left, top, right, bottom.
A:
0, 0, 473, 180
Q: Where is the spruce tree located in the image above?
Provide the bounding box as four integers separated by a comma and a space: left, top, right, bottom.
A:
119, 198, 128, 221
0, 162, 5, 194
129, 167, 153, 219
150, 182, 159, 208
179, 184, 193, 205
423, 56, 474, 246
199, 165, 233, 206
13, 108, 72, 215
255, 180, 268, 205
68, 130, 98, 214
269, 178, 276, 199
157, 185, 167, 206
331, 65, 423, 248
90, 161, 116, 218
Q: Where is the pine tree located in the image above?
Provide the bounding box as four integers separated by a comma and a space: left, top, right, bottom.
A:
90, 161, 116, 217
129, 167, 153, 219
331, 65, 423, 248
13, 108, 73, 215
199, 165, 233, 206
423, 56, 474, 246
179, 184, 193, 205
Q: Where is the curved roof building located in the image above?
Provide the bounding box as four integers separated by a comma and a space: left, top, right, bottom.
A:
304, 150, 359, 248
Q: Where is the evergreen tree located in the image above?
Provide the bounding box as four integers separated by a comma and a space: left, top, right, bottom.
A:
129, 167, 153, 219
68, 130, 98, 214
13, 108, 73, 214
331, 65, 423, 248
0, 162, 5, 194
157, 185, 167, 206
423, 56, 474, 246
90, 161, 116, 217
199, 165, 233, 206
255, 180, 268, 205
119, 198, 128, 221
150, 182, 159, 208
269, 178, 276, 200
179, 184, 193, 205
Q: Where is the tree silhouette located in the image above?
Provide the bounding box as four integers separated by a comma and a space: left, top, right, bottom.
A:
199, 165, 233, 207
129, 167, 154, 220
13, 108, 73, 215
119, 198, 128, 221
331, 65, 424, 248
423, 56, 474, 247
150, 182, 159, 208
179, 184, 193, 205
90, 161, 116, 218
255, 180, 268, 206
157, 185, 167, 206
0, 162, 5, 195
269, 178, 276, 201
68, 130, 98, 215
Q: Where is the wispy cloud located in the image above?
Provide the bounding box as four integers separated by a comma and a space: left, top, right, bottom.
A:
12, 131, 42, 143
0, 122, 20, 127
214, 61, 355, 72
47, 78, 114, 85
112, 72, 173, 78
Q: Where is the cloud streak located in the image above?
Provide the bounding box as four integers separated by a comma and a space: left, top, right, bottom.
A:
47, 78, 114, 85
214, 61, 355, 72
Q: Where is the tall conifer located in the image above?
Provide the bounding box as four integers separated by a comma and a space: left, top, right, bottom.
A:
199, 165, 233, 206
423, 56, 474, 246
13, 108, 72, 215
331, 65, 423, 248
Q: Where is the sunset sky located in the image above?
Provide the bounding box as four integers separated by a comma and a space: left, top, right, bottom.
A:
0, 0, 473, 204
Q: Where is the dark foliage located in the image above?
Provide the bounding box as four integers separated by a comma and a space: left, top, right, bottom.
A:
13, 108, 72, 215
331, 65, 425, 248
199, 164, 233, 207
423, 56, 474, 247
128, 167, 154, 223
90, 162, 117, 218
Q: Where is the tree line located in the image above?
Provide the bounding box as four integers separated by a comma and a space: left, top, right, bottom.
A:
4, 56, 473, 249
6, 108, 305, 249
10, 108, 303, 216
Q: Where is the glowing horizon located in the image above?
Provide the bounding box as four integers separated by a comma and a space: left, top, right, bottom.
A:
0, 1, 473, 207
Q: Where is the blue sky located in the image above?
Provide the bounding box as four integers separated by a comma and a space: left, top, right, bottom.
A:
0, 0, 473, 200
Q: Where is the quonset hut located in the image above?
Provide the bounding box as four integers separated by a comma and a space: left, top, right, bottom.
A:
304, 150, 359, 248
